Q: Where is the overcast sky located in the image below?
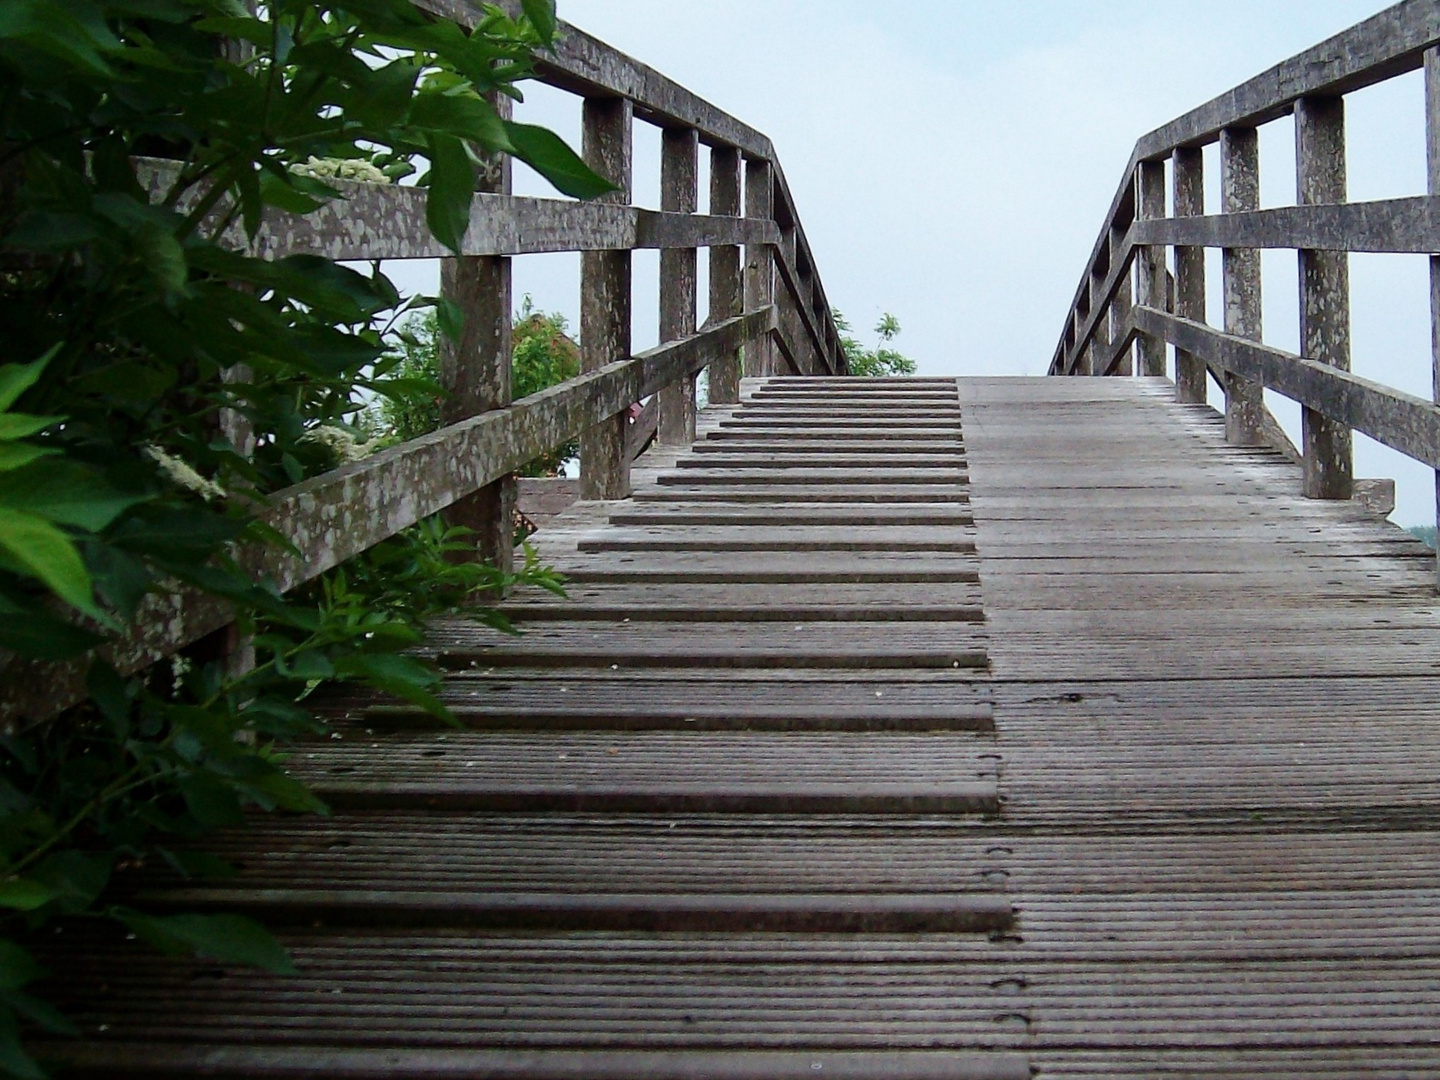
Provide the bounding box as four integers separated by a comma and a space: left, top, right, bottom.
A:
389, 1, 1438, 524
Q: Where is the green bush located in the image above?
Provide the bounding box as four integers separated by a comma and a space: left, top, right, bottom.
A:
835, 311, 918, 377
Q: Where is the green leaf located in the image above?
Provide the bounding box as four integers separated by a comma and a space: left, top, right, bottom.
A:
0, 352, 54, 412
0, 1024, 45, 1080
423, 134, 474, 253
521, 0, 557, 43
0, 607, 104, 661
0, 414, 60, 441
114, 910, 298, 975
0, 508, 96, 616
503, 121, 617, 200
0, 445, 56, 473
435, 297, 465, 344
410, 92, 511, 151
0, 944, 42, 994
258, 171, 326, 215
0, 880, 56, 913
0, 460, 149, 531
333, 652, 452, 723
134, 225, 188, 297
27, 851, 112, 915
0, 988, 79, 1037
177, 773, 245, 827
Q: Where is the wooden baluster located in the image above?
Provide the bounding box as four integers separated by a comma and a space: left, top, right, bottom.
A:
580, 96, 633, 500
1220, 127, 1266, 445
1090, 260, 1110, 377
707, 146, 743, 403
440, 93, 514, 572
1296, 96, 1352, 500
1427, 46, 1440, 588
1074, 302, 1090, 376
658, 126, 698, 445
1173, 146, 1206, 403
1109, 220, 1133, 376
1136, 159, 1168, 377
743, 157, 775, 378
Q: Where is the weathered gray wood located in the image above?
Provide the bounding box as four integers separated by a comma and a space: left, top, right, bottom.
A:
658, 127, 699, 446
1429, 45, 1440, 590
1296, 95, 1354, 500
1220, 126, 1267, 446
1131, 194, 1440, 253
1133, 306, 1440, 470
440, 93, 515, 574
708, 147, 744, 404
744, 158, 776, 379
1136, 160, 1168, 377
1136, 0, 1440, 157
0, 310, 774, 726
580, 96, 634, 501
626, 397, 659, 461
1171, 148, 1206, 402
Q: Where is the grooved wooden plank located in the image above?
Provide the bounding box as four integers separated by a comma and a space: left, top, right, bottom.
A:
44, 1047, 1033, 1080
133, 890, 1017, 933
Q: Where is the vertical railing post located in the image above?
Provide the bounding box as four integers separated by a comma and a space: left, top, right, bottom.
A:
658, 126, 698, 445
1108, 221, 1133, 376
440, 93, 514, 571
1427, 46, 1440, 588
1220, 127, 1266, 445
1090, 262, 1110, 376
708, 147, 743, 403
1173, 146, 1206, 403
1296, 96, 1352, 500
1136, 159, 1168, 377
579, 96, 633, 500
743, 157, 775, 378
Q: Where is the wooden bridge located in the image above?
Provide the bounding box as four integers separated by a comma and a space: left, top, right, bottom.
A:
22, 2, 1440, 1077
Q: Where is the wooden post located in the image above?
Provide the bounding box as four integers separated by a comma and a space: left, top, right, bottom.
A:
1296, 95, 1352, 500
743, 157, 775, 378
580, 96, 633, 500
1219, 127, 1266, 445
1090, 262, 1110, 377
1136, 159, 1168, 377
1427, 46, 1440, 587
1108, 221, 1133, 376
707, 147, 743, 403
658, 126, 698, 445
1173, 146, 1206, 403
440, 94, 515, 571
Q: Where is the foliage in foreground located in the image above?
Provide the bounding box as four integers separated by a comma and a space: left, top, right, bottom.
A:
0, 0, 594, 1073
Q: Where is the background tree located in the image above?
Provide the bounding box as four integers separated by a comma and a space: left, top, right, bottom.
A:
835, 311, 918, 376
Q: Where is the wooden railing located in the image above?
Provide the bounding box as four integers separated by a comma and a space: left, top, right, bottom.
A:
0, 4, 844, 727
1050, 0, 1440, 577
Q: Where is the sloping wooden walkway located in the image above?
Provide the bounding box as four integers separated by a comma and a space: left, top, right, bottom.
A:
39, 375, 1440, 1078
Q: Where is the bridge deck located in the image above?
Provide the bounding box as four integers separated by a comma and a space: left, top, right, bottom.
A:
38, 376, 1440, 1079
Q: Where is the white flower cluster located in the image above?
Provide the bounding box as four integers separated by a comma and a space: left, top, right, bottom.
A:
143, 445, 227, 502
300, 425, 382, 465
290, 156, 391, 184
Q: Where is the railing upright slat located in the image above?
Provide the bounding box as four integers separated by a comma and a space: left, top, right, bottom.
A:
1427, 44, 1440, 588
1136, 160, 1169, 377
1108, 220, 1134, 376
707, 147, 744, 403
1296, 95, 1354, 500
440, 93, 516, 571
580, 95, 635, 500
1219, 127, 1266, 445
744, 158, 776, 378
1173, 147, 1207, 403
658, 126, 699, 445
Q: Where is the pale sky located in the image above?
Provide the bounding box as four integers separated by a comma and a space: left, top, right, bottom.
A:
388, 1, 1437, 524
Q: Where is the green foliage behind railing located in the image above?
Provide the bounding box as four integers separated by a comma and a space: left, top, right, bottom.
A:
0, 1, 599, 1073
